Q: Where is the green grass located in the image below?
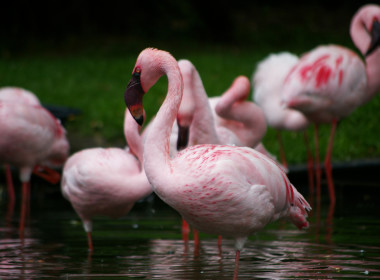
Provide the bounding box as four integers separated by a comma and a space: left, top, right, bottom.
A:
0, 41, 379, 165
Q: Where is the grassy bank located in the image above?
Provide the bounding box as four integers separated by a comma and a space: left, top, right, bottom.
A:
1, 41, 379, 166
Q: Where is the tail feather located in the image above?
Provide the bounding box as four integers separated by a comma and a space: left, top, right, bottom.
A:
289, 184, 311, 229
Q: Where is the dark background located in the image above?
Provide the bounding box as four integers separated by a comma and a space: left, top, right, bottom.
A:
0, 1, 374, 55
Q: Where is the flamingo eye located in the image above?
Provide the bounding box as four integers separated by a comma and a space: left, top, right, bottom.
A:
135, 67, 141, 75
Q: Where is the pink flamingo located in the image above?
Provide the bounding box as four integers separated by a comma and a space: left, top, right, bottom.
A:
175, 60, 272, 246
252, 53, 313, 192
61, 109, 152, 251
0, 89, 69, 234
124, 48, 311, 280
0, 87, 43, 218
280, 4, 380, 205
210, 75, 267, 149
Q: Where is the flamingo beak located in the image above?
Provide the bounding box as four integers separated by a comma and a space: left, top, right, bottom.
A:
124, 69, 144, 126
365, 19, 380, 57
176, 122, 189, 151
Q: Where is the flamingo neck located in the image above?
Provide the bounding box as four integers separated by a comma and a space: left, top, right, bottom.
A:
143, 60, 183, 185
350, 8, 380, 103
364, 50, 380, 103
124, 110, 144, 166
190, 66, 220, 144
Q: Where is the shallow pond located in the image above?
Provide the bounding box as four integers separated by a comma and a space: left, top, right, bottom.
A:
1, 166, 380, 279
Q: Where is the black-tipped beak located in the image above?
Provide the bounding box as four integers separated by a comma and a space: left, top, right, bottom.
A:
365, 19, 380, 57
176, 122, 189, 151
124, 69, 144, 126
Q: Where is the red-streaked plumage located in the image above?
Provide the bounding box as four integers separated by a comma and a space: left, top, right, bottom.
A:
0, 87, 69, 234
124, 48, 310, 280
61, 109, 152, 251
254, 4, 380, 205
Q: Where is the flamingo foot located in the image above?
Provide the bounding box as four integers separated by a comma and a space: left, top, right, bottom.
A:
33, 165, 61, 184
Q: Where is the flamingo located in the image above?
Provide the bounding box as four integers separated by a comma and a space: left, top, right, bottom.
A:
0, 87, 62, 202
252, 53, 313, 193
210, 75, 267, 149
280, 4, 380, 205
61, 109, 152, 251
0, 89, 69, 234
175, 60, 273, 246
124, 48, 311, 280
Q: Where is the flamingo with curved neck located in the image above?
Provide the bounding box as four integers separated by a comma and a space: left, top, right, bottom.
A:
279, 4, 380, 205
61, 109, 152, 251
124, 48, 311, 280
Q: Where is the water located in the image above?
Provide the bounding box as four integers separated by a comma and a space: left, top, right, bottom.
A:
1, 173, 380, 279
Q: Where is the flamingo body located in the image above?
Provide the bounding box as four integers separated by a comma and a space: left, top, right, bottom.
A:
124, 48, 310, 278
61, 109, 152, 249
282, 45, 367, 123
0, 101, 69, 178
164, 144, 309, 238
253, 52, 310, 131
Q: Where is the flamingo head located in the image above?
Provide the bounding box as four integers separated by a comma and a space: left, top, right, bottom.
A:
365, 18, 380, 56
124, 48, 167, 126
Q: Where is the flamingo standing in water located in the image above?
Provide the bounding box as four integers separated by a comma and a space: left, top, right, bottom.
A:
124, 48, 311, 280
0, 87, 43, 219
174, 60, 271, 246
0, 87, 69, 234
280, 4, 380, 205
61, 109, 152, 251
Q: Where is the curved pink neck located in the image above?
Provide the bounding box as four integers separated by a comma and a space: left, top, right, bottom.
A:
144, 55, 183, 180
124, 108, 144, 165
185, 62, 220, 144
350, 5, 380, 103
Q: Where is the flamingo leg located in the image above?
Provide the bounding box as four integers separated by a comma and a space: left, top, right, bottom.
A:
5, 165, 15, 205
182, 218, 190, 243
19, 181, 30, 238
193, 228, 200, 256
87, 232, 94, 252
314, 124, 321, 206
233, 250, 241, 280
5, 165, 15, 224
324, 120, 337, 205
217, 235, 222, 256
276, 131, 288, 170
303, 131, 314, 199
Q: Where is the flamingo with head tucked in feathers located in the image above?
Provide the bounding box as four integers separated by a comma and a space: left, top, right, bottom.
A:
0, 87, 69, 234
124, 48, 311, 280
61, 109, 152, 251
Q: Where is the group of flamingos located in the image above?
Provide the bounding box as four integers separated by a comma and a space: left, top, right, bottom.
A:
1, 4, 379, 279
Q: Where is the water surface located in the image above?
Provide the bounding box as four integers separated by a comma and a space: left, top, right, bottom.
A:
1, 176, 379, 279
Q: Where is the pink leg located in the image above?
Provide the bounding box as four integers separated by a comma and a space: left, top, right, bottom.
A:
182, 218, 190, 243
233, 250, 241, 280
324, 120, 337, 205
193, 228, 200, 256
87, 232, 94, 251
303, 131, 314, 199
5, 165, 15, 224
19, 181, 30, 238
276, 131, 288, 170
5, 165, 15, 204
314, 124, 321, 205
